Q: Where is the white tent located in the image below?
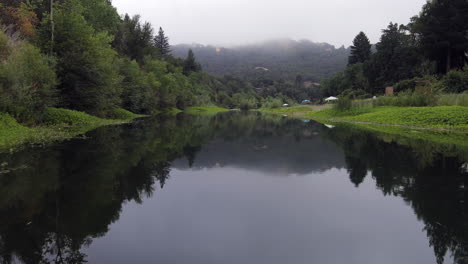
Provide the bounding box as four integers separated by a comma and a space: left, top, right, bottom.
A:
324, 96, 338, 102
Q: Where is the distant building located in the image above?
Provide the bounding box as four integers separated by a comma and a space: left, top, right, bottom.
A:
385, 87, 394, 95
303, 81, 321, 88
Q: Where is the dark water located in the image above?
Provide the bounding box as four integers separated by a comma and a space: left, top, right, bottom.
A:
0, 112, 467, 264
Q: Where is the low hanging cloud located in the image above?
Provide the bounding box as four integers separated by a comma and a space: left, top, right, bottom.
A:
112, 0, 427, 47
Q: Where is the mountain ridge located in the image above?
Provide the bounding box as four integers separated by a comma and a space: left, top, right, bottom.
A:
171, 38, 350, 82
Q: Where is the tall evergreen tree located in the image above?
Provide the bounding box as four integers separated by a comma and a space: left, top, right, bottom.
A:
154, 27, 171, 57
411, 0, 468, 73
183, 49, 201, 75
348, 32, 372, 65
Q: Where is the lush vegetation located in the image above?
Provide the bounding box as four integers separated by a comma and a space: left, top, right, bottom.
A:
184, 106, 229, 115
172, 39, 349, 83
321, 0, 467, 100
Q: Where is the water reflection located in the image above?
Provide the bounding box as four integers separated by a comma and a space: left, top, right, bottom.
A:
0, 112, 466, 263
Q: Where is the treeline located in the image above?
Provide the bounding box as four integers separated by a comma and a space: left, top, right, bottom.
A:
321, 0, 468, 99
172, 39, 349, 82
0, 0, 271, 121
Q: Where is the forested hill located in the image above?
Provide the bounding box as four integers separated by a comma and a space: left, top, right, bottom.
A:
172, 39, 350, 82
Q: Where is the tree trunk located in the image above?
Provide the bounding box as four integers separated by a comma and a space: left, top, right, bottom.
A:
50, 0, 54, 54
446, 47, 451, 73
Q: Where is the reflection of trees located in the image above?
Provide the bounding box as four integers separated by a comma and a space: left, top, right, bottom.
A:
0, 112, 300, 263
0, 115, 209, 263
2, 113, 466, 264
329, 125, 468, 264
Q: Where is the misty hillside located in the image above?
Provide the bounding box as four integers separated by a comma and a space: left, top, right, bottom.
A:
172, 39, 350, 82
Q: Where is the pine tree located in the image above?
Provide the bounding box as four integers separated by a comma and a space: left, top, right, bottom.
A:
411, 0, 468, 73
348, 32, 372, 65
154, 27, 171, 57
183, 49, 201, 75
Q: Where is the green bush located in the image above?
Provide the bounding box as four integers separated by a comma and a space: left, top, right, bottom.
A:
437, 94, 468, 107
262, 96, 283, 108
107, 108, 141, 120
439, 68, 468, 93
0, 33, 57, 123
373, 87, 438, 107
334, 97, 352, 111
43, 107, 102, 125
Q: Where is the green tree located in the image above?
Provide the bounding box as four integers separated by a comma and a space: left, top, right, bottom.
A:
0, 31, 57, 122
411, 0, 468, 73
348, 32, 372, 65
154, 27, 171, 57
113, 14, 157, 63
40, 0, 122, 115
183, 49, 201, 76
364, 23, 423, 92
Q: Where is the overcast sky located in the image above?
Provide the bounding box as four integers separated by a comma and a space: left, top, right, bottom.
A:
112, 0, 427, 47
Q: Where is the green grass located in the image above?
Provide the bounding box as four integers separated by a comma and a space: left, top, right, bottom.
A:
309, 106, 468, 130
108, 108, 146, 120
44, 108, 105, 125
164, 108, 183, 115
185, 106, 229, 115
0, 107, 142, 153
259, 105, 331, 115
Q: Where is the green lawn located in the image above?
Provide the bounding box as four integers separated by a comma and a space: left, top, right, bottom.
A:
310, 106, 468, 130
0, 108, 142, 152
184, 106, 229, 115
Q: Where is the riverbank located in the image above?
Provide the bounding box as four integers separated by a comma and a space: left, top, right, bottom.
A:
184, 106, 230, 115
260, 105, 468, 131
0, 108, 144, 152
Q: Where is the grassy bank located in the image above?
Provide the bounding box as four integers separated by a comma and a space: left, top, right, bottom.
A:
260, 105, 468, 131
310, 106, 468, 130
0, 108, 142, 152
259, 105, 332, 116
184, 106, 230, 115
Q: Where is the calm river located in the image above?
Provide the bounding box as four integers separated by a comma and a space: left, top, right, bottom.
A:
0, 112, 467, 264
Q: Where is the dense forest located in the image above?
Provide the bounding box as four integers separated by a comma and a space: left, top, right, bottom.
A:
320, 0, 468, 99
0, 0, 271, 121
0, 0, 467, 121
172, 39, 349, 82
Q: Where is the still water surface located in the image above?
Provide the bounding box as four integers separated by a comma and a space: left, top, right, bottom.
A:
0, 112, 467, 264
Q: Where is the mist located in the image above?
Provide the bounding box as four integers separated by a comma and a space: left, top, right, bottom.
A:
112, 0, 427, 47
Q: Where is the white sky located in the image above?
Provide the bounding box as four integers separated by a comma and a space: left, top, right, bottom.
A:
111, 0, 427, 47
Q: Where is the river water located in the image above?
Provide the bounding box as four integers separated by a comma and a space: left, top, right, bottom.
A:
0, 112, 467, 264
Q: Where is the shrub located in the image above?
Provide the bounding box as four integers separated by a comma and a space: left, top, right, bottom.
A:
107, 108, 141, 120
439, 68, 468, 93
262, 96, 283, 108
0, 32, 57, 123
437, 94, 468, 107
373, 87, 438, 107
43, 107, 102, 125
334, 97, 352, 111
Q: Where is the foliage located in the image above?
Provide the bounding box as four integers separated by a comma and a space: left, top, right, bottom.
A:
183, 49, 201, 75
261, 96, 283, 108
436, 94, 468, 107
154, 27, 171, 57
43, 107, 104, 125
410, 0, 468, 73
311, 106, 468, 129
171, 39, 349, 82
373, 88, 439, 107
333, 97, 352, 111
438, 68, 468, 93
0, 32, 57, 122
184, 106, 229, 115
39, 0, 122, 116
113, 14, 157, 63
107, 108, 144, 120
348, 32, 371, 65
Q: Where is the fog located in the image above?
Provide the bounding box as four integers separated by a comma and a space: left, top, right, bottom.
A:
112, 0, 427, 47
